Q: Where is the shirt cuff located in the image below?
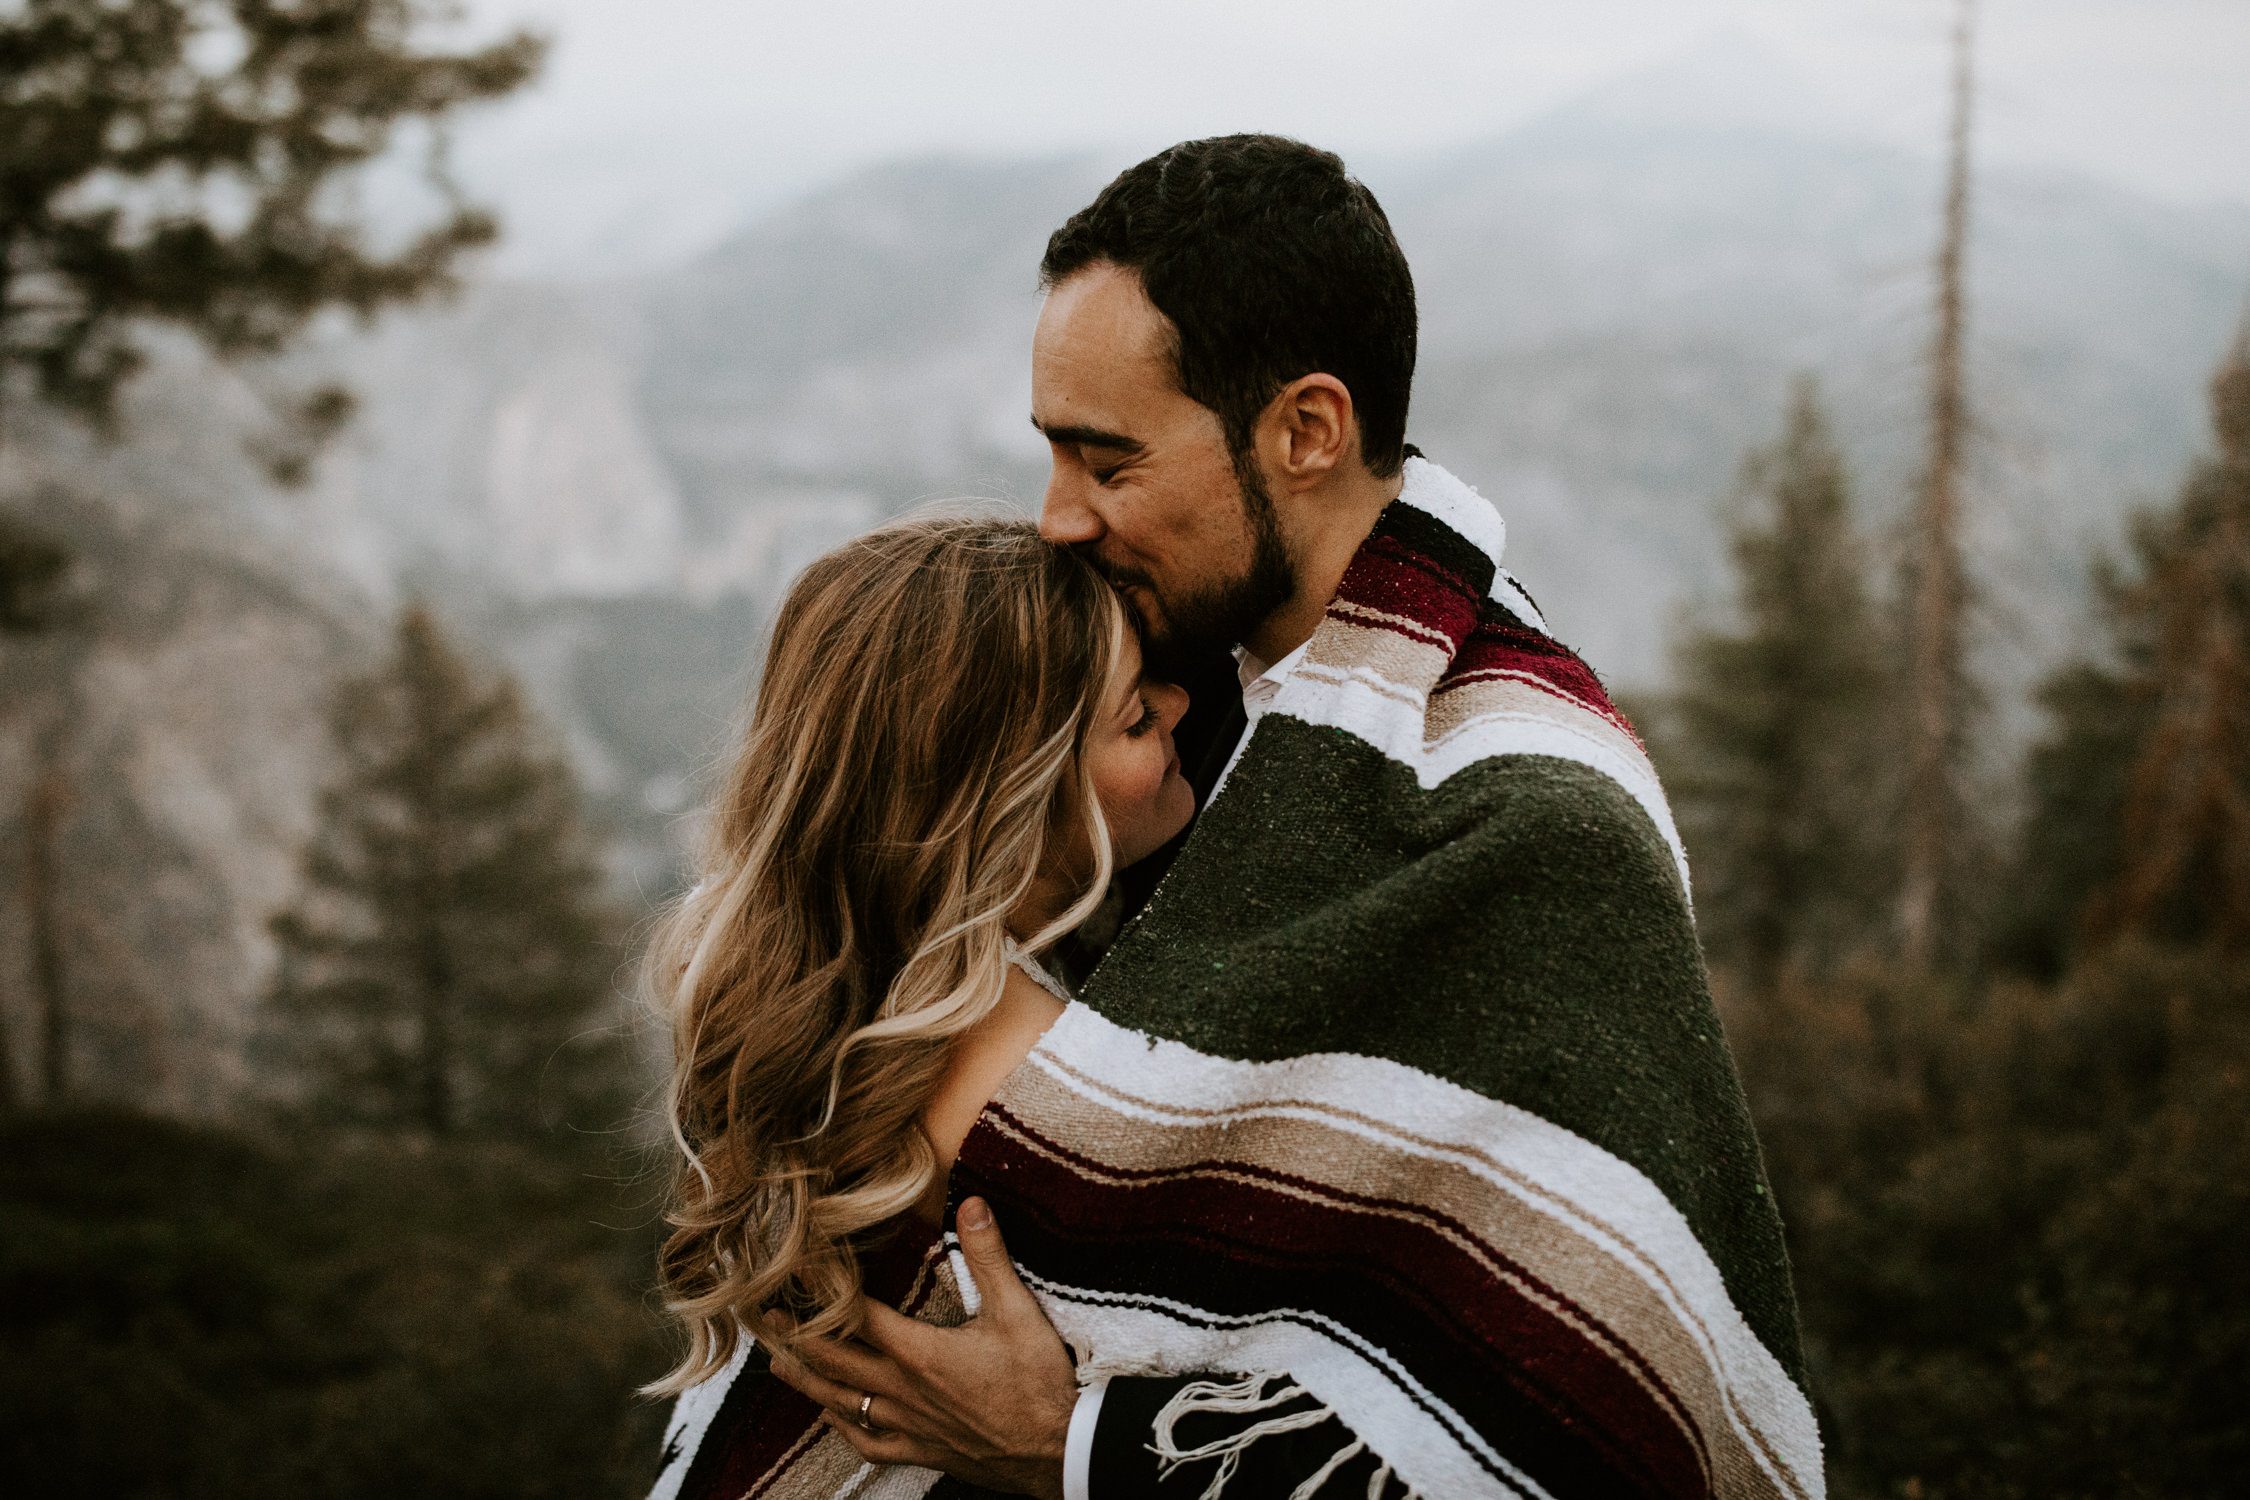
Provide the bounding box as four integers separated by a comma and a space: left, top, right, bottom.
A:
1062, 1376, 1111, 1500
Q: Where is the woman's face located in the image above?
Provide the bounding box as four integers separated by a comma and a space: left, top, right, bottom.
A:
1083, 628, 1194, 870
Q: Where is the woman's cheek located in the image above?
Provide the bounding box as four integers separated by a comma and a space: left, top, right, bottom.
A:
1095, 749, 1152, 827
1130, 748, 1174, 823
1121, 757, 1161, 817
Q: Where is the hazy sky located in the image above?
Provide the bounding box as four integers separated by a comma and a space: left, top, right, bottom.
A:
447, 0, 2250, 278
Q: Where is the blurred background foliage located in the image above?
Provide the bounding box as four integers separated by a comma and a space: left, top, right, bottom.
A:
0, 1111, 668, 1498
1641, 336, 2250, 1495
1, 2, 2249, 1497
0, 4, 677, 1495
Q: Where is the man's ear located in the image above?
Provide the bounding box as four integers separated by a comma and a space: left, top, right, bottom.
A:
1263, 374, 1355, 491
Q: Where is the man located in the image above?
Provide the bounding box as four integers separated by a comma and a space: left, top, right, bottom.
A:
754, 135, 1819, 1498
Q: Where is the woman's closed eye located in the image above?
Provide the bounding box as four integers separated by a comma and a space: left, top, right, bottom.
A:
1124, 696, 1160, 738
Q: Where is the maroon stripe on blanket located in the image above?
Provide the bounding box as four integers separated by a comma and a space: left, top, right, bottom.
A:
958, 1108, 1711, 1500
1331, 534, 1485, 654
1363, 491, 1500, 602
676, 1222, 946, 1500
1438, 607, 1643, 739
675, 1369, 821, 1500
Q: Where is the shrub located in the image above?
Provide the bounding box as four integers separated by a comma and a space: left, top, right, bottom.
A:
0, 1111, 671, 1499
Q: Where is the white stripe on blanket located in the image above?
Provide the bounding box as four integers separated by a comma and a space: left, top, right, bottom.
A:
649, 1336, 753, 1500
1029, 1269, 1551, 1500
1395, 458, 1507, 581
1264, 458, 1691, 892
646, 1347, 947, 1500
1016, 1004, 1826, 1500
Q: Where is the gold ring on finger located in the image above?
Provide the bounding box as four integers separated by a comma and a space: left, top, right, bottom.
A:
856, 1391, 878, 1431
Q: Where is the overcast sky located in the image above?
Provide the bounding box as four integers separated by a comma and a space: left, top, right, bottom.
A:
446, 0, 2250, 279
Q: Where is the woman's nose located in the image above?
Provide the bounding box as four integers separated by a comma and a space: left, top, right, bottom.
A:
1153, 680, 1190, 732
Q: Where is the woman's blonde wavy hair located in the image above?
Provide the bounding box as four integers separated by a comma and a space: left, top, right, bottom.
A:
644, 512, 1128, 1393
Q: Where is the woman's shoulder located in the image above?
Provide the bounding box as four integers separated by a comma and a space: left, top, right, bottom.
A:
916, 964, 1067, 1198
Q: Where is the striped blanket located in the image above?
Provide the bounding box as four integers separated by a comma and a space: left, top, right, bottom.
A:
653, 458, 1822, 1499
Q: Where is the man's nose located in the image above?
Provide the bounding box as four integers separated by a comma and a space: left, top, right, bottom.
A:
1038, 466, 1103, 546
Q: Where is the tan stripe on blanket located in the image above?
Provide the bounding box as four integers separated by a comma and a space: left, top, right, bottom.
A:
995, 1056, 1802, 1500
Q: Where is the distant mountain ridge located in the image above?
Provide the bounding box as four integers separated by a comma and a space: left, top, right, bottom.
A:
6, 61, 2248, 1116
197, 100, 2250, 863
607, 125, 2245, 664
241, 108, 2242, 920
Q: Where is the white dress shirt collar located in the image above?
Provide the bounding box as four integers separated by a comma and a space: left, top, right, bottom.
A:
1235, 638, 1310, 704
1210, 638, 1310, 803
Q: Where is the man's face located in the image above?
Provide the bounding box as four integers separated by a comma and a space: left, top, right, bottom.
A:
1032, 264, 1293, 670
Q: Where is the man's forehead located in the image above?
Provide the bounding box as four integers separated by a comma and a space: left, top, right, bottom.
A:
1034, 263, 1171, 368
1031, 267, 1184, 450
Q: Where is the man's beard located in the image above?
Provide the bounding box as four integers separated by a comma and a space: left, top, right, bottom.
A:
1100, 452, 1297, 679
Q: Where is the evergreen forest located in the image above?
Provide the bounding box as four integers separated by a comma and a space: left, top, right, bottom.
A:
1640, 340, 2250, 1494
0, 4, 672, 1495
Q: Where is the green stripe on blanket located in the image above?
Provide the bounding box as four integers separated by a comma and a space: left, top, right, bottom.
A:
1083, 729, 1807, 1394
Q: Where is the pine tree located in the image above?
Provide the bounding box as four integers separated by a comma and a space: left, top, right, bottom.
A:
268, 606, 622, 1136
4, 0, 539, 1111
2093, 339, 2250, 950
0, 514, 78, 1115
0, 1, 541, 460
2007, 333, 2250, 963
1997, 659, 2145, 977
1657, 377, 1897, 991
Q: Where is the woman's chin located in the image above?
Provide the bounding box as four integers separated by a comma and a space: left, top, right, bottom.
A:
1109, 773, 1198, 872
1155, 781, 1196, 845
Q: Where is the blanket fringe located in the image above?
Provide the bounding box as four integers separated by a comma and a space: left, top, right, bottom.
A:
1366, 1457, 1420, 1499
1148, 1374, 1418, 1499
1290, 1436, 1364, 1498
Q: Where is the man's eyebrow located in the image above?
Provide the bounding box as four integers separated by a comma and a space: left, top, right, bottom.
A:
1029, 416, 1145, 454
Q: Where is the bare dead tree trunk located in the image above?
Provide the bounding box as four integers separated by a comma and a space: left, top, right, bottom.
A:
418, 911, 454, 1136
0, 872, 15, 1112
413, 726, 457, 1136
1900, 0, 1977, 969
27, 760, 73, 1108
0, 364, 16, 1116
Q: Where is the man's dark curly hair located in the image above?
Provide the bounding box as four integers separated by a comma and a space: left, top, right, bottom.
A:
1040, 134, 1417, 479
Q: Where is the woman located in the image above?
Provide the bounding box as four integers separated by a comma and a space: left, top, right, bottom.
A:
644, 513, 1190, 1497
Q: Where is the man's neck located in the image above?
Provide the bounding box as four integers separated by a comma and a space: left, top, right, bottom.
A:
1242, 462, 1406, 664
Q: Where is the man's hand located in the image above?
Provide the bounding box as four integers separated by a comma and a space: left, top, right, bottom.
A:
766, 1197, 1078, 1500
